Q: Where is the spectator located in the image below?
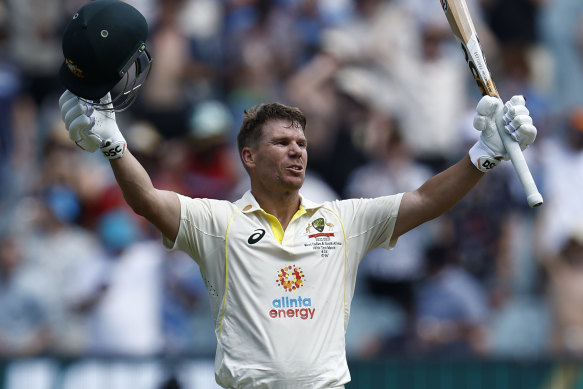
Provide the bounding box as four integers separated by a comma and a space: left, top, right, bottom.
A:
130, 0, 201, 139
161, 250, 209, 355
16, 190, 101, 355
320, 0, 469, 172
68, 209, 164, 356
6, 0, 64, 105
0, 234, 51, 357
541, 230, 583, 357
533, 108, 583, 357
535, 108, 583, 259
343, 108, 436, 352
538, 0, 583, 114
413, 243, 489, 357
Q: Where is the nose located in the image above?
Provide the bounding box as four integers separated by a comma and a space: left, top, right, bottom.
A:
289, 141, 302, 156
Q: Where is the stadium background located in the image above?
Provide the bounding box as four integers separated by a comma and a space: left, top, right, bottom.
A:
1, 0, 583, 387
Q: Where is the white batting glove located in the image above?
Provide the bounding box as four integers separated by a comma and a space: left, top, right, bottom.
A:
469, 95, 537, 172
58, 90, 127, 159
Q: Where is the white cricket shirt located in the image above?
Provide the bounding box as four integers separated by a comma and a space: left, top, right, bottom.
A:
164, 190, 403, 388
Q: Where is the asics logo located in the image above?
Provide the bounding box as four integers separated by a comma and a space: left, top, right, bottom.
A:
248, 229, 266, 244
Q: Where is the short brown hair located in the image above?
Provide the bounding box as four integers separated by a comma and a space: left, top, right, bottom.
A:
237, 102, 307, 155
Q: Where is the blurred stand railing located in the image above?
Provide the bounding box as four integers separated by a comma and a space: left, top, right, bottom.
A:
347, 358, 579, 389
1, 356, 582, 389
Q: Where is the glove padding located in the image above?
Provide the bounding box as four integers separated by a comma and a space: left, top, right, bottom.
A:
58, 90, 127, 159
469, 95, 537, 172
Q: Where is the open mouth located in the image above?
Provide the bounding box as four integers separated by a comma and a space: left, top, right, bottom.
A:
288, 165, 303, 172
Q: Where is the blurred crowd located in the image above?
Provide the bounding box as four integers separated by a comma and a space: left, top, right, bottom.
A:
1, 0, 583, 363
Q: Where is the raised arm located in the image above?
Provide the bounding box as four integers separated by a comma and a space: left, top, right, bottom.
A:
59, 90, 180, 242
393, 155, 482, 238
109, 151, 180, 242
392, 95, 537, 239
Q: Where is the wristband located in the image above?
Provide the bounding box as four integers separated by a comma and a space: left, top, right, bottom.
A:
100, 131, 127, 159
469, 139, 501, 172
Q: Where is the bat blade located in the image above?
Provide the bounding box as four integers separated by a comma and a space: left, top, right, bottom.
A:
440, 0, 543, 208
441, 0, 497, 97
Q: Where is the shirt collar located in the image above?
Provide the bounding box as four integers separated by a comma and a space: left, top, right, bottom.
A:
237, 190, 323, 214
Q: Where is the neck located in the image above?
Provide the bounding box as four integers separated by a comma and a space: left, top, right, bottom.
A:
252, 189, 301, 230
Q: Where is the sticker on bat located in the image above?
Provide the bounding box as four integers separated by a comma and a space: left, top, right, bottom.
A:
466, 34, 490, 82
440, 0, 449, 12
460, 33, 493, 96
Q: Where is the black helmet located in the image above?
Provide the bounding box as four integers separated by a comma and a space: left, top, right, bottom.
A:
59, 0, 152, 111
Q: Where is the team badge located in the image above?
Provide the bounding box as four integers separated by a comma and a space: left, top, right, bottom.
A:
312, 218, 325, 232
305, 217, 336, 240
65, 58, 84, 79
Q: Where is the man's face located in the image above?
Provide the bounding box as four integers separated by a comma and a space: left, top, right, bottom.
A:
245, 119, 308, 194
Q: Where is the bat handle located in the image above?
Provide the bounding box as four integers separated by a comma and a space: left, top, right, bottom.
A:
495, 105, 543, 208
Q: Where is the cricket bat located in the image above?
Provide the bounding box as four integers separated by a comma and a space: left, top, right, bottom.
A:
440, 0, 543, 207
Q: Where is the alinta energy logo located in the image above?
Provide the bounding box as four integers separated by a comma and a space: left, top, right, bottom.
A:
269, 265, 315, 320
276, 265, 304, 292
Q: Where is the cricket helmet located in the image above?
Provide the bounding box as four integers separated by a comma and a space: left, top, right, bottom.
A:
59, 0, 152, 111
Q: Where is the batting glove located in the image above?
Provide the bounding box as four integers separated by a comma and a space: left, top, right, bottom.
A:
58, 90, 127, 159
469, 95, 537, 172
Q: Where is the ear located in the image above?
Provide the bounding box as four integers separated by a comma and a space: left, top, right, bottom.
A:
241, 147, 255, 169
